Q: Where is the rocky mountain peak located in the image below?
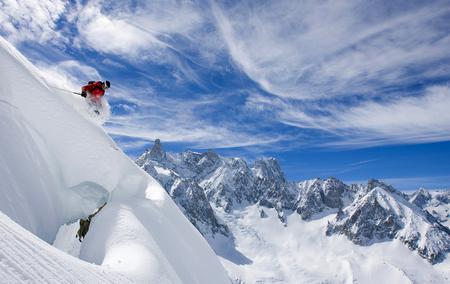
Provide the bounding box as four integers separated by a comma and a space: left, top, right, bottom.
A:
409, 188, 432, 208
367, 178, 395, 192
409, 188, 450, 228
293, 177, 351, 220
326, 186, 450, 264
149, 138, 166, 162
252, 157, 285, 182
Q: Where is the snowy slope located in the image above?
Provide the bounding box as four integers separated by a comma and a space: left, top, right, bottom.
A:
0, 36, 229, 283
214, 205, 450, 284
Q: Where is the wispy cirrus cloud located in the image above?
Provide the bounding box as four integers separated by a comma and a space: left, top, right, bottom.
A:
213, 0, 450, 147
105, 85, 286, 149
212, 0, 450, 100
323, 85, 450, 147
246, 85, 450, 147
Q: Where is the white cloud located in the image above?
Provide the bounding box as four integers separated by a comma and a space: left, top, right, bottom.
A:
0, 0, 67, 44
106, 121, 283, 149
74, 3, 164, 59
73, 0, 221, 66
273, 85, 450, 147
105, 85, 284, 149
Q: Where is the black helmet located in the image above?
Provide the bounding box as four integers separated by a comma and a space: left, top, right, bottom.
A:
104, 80, 111, 88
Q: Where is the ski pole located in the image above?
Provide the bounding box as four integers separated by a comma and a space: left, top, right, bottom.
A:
50, 86, 82, 96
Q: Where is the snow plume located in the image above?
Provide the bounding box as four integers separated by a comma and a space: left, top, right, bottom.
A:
0, 35, 229, 283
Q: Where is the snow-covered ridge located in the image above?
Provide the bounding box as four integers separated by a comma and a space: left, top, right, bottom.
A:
0, 36, 229, 283
327, 186, 450, 263
409, 188, 450, 228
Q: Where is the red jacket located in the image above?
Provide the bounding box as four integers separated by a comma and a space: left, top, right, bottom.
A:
81, 81, 105, 100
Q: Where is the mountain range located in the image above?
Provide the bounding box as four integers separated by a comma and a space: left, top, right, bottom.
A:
137, 139, 450, 283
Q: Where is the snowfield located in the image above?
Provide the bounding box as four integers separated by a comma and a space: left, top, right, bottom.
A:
212, 205, 450, 283
0, 36, 229, 283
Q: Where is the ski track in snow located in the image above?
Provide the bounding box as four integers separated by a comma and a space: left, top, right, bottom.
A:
0, 212, 132, 283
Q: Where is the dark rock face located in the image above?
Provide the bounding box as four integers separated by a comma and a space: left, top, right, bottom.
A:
435, 191, 450, 204
202, 158, 256, 213
295, 181, 326, 220
409, 188, 432, 208
409, 189, 449, 227
295, 178, 350, 220
170, 178, 228, 235
326, 188, 403, 245
148, 139, 166, 162
252, 158, 286, 183
136, 142, 228, 236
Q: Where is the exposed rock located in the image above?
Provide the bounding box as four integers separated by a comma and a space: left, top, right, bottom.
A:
409, 188, 432, 208
294, 178, 350, 220
136, 141, 228, 236
409, 188, 450, 228
327, 184, 450, 264
170, 178, 228, 235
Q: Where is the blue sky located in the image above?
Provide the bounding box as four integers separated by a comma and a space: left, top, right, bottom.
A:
1, 0, 450, 190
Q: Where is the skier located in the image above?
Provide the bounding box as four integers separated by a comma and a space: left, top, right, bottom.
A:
81, 80, 110, 101
80, 81, 110, 114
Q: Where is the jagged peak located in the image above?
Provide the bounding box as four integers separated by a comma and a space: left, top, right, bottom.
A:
179, 150, 203, 165
252, 157, 285, 181
325, 176, 343, 184
204, 149, 219, 159
148, 138, 166, 162
367, 178, 395, 192
198, 150, 221, 165
360, 186, 401, 210
227, 157, 248, 168
409, 188, 432, 207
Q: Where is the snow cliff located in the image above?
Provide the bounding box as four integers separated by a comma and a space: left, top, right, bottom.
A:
0, 36, 229, 283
